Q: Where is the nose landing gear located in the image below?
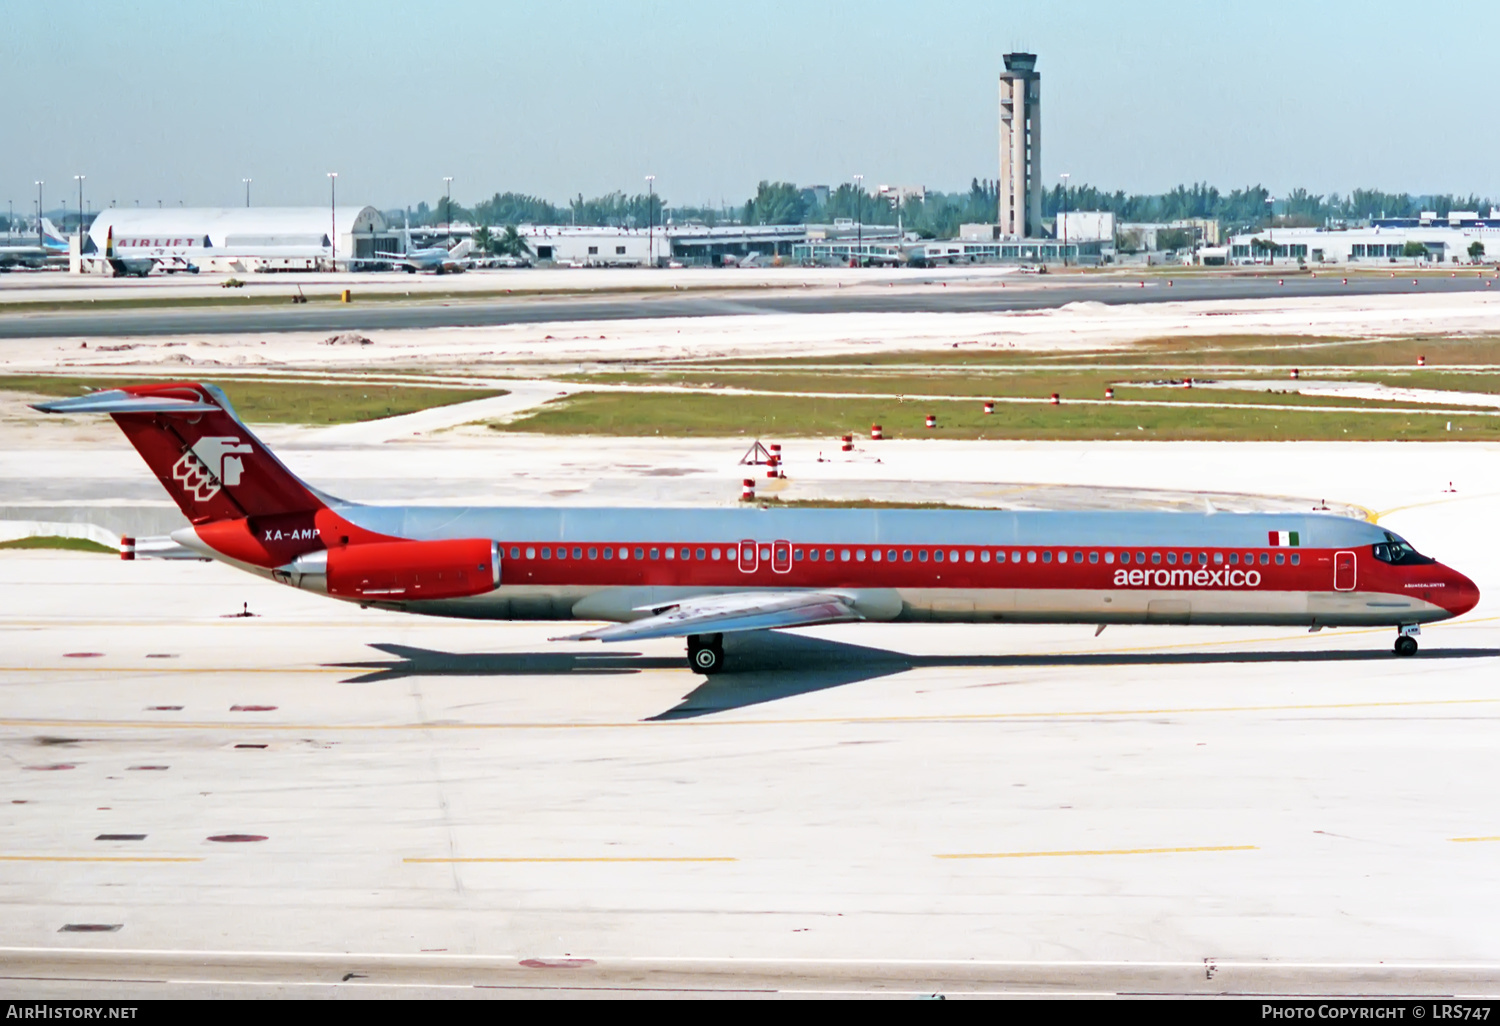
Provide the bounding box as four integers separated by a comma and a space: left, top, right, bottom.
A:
1394, 624, 1420, 657
687, 633, 725, 674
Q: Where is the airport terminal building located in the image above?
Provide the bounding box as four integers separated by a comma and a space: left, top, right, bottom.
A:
513, 223, 1098, 268
1226, 213, 1500, 266
81, 207, 397, 272
519, 224, 840, 267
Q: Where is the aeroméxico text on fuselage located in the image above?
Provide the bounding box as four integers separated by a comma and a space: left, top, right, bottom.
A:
33, 382, 1479, 673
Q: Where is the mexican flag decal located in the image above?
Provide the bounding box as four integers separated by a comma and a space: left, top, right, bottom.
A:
1268, 530, 1300, 547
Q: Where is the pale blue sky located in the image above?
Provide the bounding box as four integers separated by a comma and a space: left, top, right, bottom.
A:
4, 0, 1497, 213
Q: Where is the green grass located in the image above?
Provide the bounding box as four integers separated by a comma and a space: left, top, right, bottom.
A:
1083, 335, 1500, 367
564, 331, 1500, 415
489, 391, 1500, 442
1343, 370, 1500, 393
700, 335, 1361, 367
2, 376, 506, 425
697, 334, 1500, 370
557, 370, 1494, 412
0, 536, 117, 554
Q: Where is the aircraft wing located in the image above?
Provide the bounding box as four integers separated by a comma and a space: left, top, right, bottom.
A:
374, 253, 440, 269
555, 590, 864, 642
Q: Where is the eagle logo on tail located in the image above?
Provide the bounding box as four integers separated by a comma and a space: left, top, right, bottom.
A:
171, 436, 254, 502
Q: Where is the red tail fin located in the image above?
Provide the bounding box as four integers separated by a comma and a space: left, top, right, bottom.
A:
33, 382, 325, 525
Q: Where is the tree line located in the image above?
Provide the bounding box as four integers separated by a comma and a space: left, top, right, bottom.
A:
403, 191, 667, 232
398, 180, 1496, 237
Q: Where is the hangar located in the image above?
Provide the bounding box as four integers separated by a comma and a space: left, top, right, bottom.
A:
79, 206, 398, 272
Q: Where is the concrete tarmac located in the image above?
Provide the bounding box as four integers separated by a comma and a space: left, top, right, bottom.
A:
0, 272, 1494, 340
3, 552, 1500, 997
4, 435, 1500, 997
2, 408, 1500, 996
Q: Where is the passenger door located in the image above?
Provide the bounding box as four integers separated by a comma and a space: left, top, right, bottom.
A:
1334, 550, 1356, 591
772, 539, 792, 574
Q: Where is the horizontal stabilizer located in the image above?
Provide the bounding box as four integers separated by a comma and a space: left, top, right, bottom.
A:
31, 389, 219, 415
120, 535, 210, 561
555, 590, 864, 643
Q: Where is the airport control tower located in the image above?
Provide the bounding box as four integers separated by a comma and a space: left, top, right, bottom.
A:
998, 52, 1042, 239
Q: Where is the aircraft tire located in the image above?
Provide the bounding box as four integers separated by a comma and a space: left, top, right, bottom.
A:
1394, 635, 1419, 657
688, 636, 725, 675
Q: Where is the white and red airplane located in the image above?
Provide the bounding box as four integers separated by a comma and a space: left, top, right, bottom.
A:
34, 382, 1479, 671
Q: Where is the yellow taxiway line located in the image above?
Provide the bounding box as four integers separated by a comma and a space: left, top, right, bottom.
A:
1449, 836, 1500, 843
1373, 491, 1500, 523
0, 855, 203, 863
935, 845, 1258, 860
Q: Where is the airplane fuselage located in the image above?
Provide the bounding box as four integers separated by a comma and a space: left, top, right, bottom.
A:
107, 257, 156, 277
395, 250, 461, 273
200, 504, 1476, 629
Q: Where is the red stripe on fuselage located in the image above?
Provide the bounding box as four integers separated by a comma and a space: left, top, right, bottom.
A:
485, 541, 1471, 611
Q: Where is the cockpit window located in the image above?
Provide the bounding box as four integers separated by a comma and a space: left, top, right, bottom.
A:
1371, 532, 1435, 566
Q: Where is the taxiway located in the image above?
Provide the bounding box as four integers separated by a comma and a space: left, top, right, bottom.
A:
3, 437, 1499, 997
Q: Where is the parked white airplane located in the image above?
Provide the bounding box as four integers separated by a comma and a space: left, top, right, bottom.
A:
0, 219, 69, 268
376, 216, 471, 273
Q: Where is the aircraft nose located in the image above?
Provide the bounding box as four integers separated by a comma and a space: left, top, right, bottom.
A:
1442, 566, 1481, 617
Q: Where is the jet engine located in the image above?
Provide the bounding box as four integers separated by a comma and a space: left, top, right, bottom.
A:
281, 538, 500, 601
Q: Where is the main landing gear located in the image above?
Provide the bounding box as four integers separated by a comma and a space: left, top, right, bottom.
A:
1394, 624, 1420, 657
687, 633, 725, 675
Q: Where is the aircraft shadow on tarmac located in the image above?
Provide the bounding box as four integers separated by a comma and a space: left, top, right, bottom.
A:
326, 636, 1500, 721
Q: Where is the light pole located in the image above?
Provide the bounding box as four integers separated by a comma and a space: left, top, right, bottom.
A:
327, 172, 338, 271
73, 175, 85, 247
443, 176, 453, 246
242, 178, 251, 208
1059, 172, 1070, 267
645, 175, 655, 267
34, 182, 42, 248
853, 173, 863, 267
1266, 195, 1275, 266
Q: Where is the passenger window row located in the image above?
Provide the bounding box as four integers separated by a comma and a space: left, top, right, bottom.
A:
510, 545, 726, 561
503, 545, 1301, 567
